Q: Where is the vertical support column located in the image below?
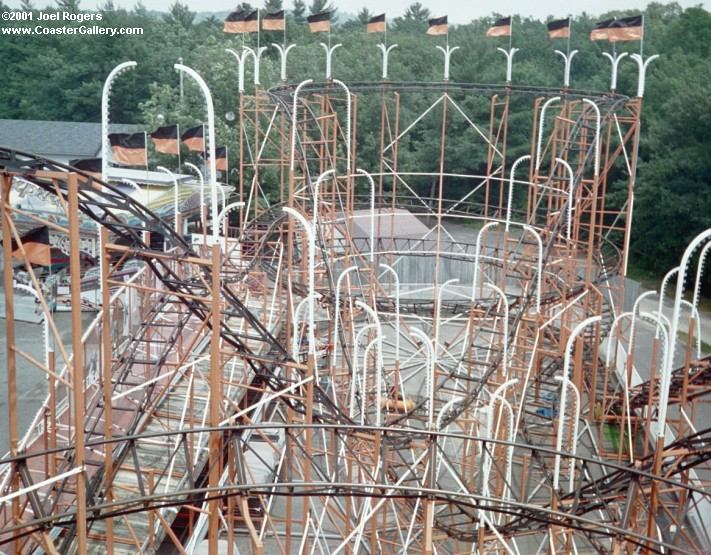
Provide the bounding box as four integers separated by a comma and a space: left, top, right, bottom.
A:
208, 245, 222, 555
68, 174, 88, 554
100, 227, 114, 553
1, 174, 18, 455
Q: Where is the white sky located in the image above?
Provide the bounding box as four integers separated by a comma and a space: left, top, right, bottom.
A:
5, 0, 710, 22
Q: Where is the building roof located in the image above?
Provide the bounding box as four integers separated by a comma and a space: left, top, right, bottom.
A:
0, 119, 138, 159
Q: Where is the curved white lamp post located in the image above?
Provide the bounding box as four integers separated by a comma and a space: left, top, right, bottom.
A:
350, 323, 379, 420
290, 80, 314, 171
184, 162, 205, 230
471, 221, 500, 300
244, 46, 268, 85
582, 99, 601, 177
435, 278, 459, 360
436, 45, 460, 81
555, 49, 578, 89
156, 166, 180, 233
535, 96, 561, 171
482, 378, 518, 504
554, 315, 601, 489
497, 47, 519, 83
174, 64, 218, 240
333, 265, 359, 367
505, 155, 532, 232
225, 48, 250, 93
376, 43, 398, 80
101, 61, 137, 181
555, 157, 575, 240
663, 229, 711, 438
379, 263, 401, 364
320, 42, 342, 80
356, 168, 377, 262
692, 242, 711, 310
522, 225, 543, 313
410, 328, 435, 428
553, 375, 581, 492
483, 283, 510, 377
602, 52, 628, 92
283, 207, 316, 355
630, 53, 660, 98
216, 201, 245, 236
272, 43, 297, 82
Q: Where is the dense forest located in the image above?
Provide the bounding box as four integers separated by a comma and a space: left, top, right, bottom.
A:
0, 0, 710, 284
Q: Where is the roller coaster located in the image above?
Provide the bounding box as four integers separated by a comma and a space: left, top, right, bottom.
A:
0, 56, 710, 555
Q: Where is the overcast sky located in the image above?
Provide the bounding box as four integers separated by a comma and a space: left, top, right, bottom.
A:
6, 0, 710, 22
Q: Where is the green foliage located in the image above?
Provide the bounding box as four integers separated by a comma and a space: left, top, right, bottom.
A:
0, 2, 709, 283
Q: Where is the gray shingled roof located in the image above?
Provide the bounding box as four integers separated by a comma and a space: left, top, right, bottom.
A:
0, 119, 139, 159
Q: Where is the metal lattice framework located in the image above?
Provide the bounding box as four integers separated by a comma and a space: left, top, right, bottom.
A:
0, 71, 709, 555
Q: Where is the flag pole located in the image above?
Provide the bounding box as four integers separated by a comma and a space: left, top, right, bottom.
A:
640, 14, 644, 57
283, 11, 287, 46
257, 9, 260, 53
384, 16, 387, 48
177, 123, 181, 170
509, 15, 513, 51
567, 16, 571, 57
144, 131, 148, 170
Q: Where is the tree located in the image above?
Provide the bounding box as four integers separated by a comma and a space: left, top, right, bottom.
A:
56, 0, 80, 12
309, 0, 332, 15
403, 2, 430, 21
264, 0, 282, 12
292, 0, 306, 23
163, 1, 195, 28
357, 7, 372, 25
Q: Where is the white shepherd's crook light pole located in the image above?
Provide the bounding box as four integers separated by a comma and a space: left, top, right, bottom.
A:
102, 61, 137, 181
320, 42, 342, 80
379, 263, 401, 363
497, 47, 519, 83
272, 43, 296, 82
216, 201, 245, 236
225, 48, 250, 93
156, 166, 181, 233
184, 162, 205, 231
377, 43, 398, 80
663, 228, 711, 439
283, 208, 316, 354
554, 375, 581, 492
355, 168, 377, 263
630, 53, 660, 98
436, 45, 460, 81
505, 155, 532, 232
290, 80, 313, 171
554, 315, 601, 490
410, 328, 435, 428
555, 157, 575, 240
333, 265, 359, 367
535, 96, 561, 171
174, 63, 218, 240
602, 52, 628, 92
244, 46, 268, 85
555, 49, 578, 89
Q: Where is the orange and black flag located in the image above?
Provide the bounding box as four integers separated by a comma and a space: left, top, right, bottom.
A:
487, 16, 512, 37
70, 157, 102, 177
608, 15, 643, 41
150, 125, 180, 155
182, 125, 205, 153
262, 9, 285, 31
224, 9, 248, 33
243, 10, 259, 33
367, 13, 386, 34
10, 226, 52, 266
590, 18, 614, 41
426, 16, 448, 36
547, 18, 570, 39
214, 147, 228, 171
108, 132, 147, 166
307, 11, 331, 33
